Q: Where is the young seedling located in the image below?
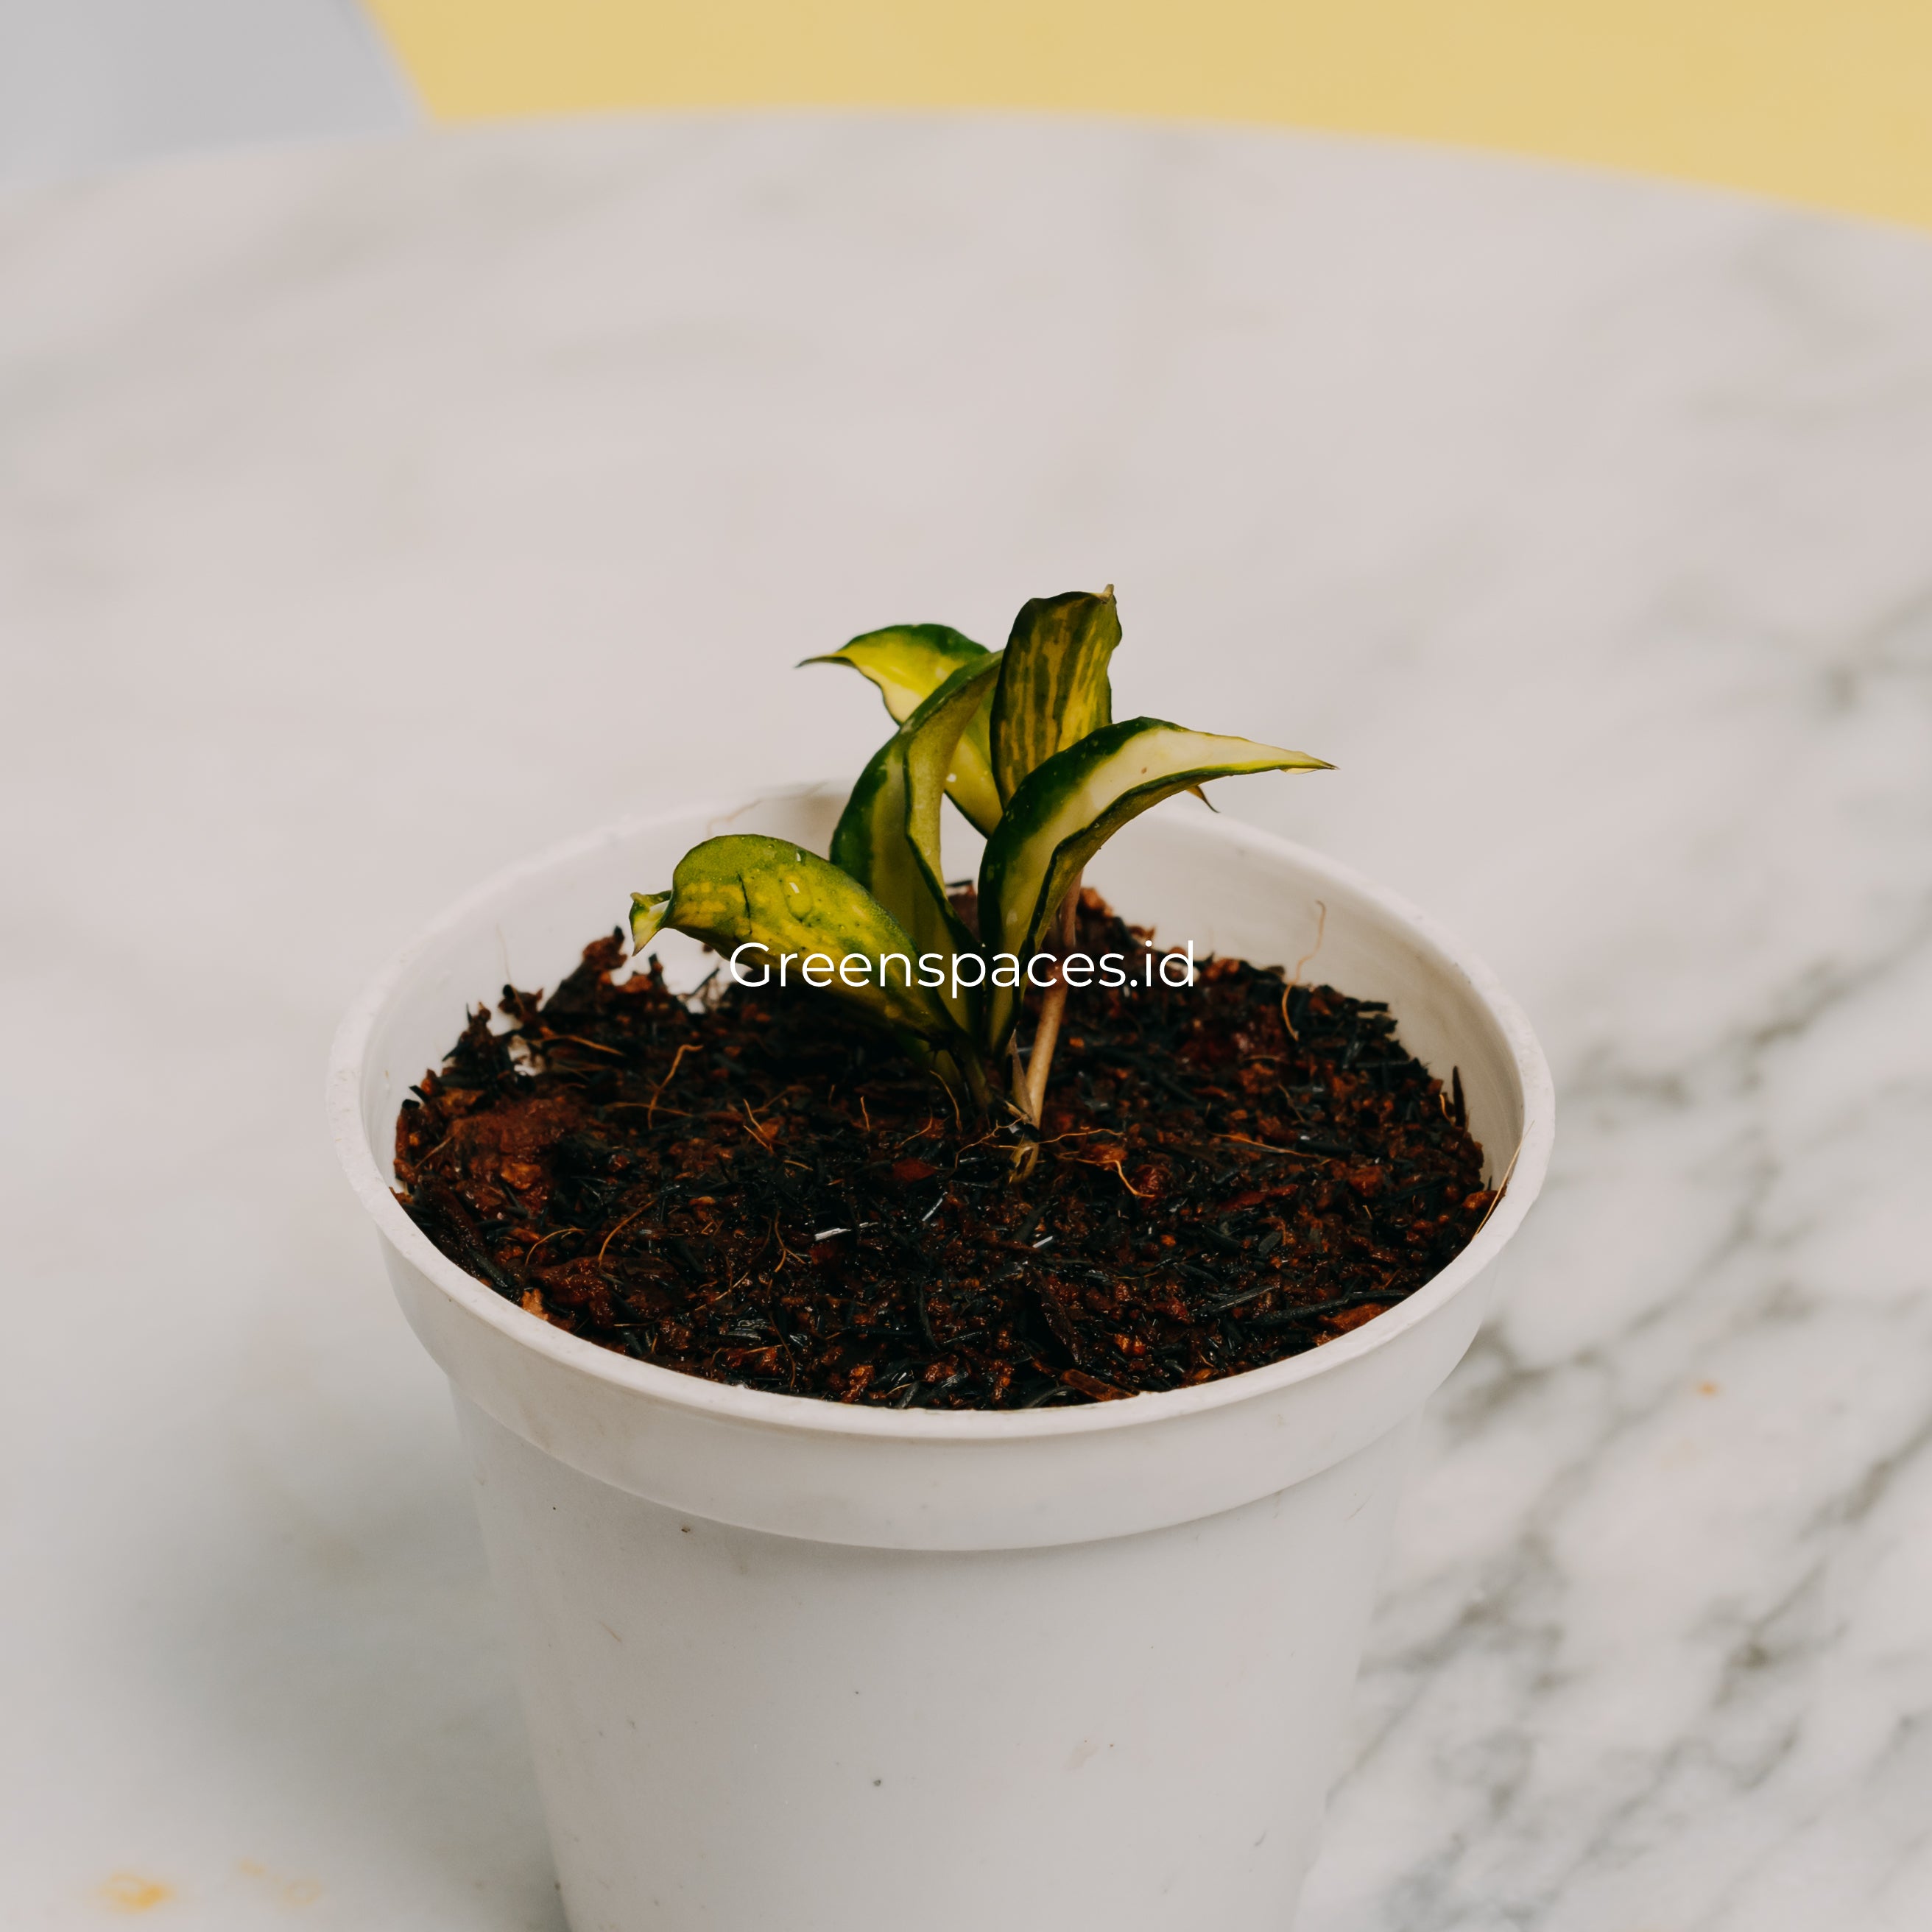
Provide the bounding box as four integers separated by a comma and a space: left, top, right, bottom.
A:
629, 590, 1329, 1129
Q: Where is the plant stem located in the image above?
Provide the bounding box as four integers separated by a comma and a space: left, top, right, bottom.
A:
1021, 873, 1082, 1127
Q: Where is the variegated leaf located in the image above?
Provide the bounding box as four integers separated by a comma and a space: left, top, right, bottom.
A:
976, 719, 1330, 1051
629, 835, 960, 1043
988, 589, 1121, 804
829, 657, 1001, 1027
802, 623, 1002, 832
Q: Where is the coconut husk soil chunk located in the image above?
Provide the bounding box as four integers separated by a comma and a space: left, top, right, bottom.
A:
396, 894, 1491, 1410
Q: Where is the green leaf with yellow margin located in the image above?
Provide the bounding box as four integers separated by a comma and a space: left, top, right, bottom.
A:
976, 719, 1331, 1053
988, 589, 1121, 805
801, 623, 1002, 833
802, 623, 984, 719
629, 835, 961, 1045
828, 657, 1001, 1029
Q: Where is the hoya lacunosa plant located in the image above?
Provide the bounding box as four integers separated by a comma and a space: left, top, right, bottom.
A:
628, 590, 1329, 1126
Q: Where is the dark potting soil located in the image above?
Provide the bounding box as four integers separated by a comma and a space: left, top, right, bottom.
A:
395, 893, 1493, 1409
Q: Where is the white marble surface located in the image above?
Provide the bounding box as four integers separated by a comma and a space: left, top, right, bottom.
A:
4, 117, 1931, 1929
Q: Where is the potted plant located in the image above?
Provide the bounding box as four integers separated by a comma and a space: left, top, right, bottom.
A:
331, 589, 1553, 1932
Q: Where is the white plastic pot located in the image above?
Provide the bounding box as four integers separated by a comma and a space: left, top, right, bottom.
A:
331, 784, 1553, 1932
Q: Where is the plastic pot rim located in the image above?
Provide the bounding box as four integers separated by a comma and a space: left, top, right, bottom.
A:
328, 780, 1554, 1450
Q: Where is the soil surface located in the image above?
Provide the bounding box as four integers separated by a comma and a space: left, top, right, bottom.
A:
395, 894, 1492, 1409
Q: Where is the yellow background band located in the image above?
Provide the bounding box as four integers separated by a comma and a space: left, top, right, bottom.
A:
366, 1, 1932, 233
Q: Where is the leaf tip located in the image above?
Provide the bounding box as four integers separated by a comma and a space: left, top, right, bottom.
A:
629, 889, 672, 948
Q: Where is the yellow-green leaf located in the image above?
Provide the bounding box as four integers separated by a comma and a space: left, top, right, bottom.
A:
803, 623, 1002, 833
977, 719, 1331, 1051
829, 658, 1000, 1028
629, 836, 960, 1043
802, 623, 984, 719
988, 589, 1121, 805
